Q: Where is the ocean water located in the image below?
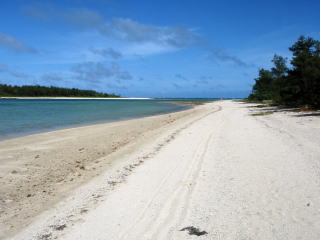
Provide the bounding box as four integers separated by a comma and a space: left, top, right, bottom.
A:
0, 99, 211, 140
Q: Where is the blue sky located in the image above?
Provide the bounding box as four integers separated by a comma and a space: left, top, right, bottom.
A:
0, 0, 319, 97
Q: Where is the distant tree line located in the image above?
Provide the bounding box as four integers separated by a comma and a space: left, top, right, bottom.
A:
248, 36, 320, 108
0, 84, 119, 98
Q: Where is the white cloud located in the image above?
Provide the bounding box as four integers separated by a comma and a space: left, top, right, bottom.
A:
122, 42, 176, 56
24, 4, 201, 49
23, 3, 250, 66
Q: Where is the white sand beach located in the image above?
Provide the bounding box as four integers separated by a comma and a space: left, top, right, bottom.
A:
1, 100, 320, 239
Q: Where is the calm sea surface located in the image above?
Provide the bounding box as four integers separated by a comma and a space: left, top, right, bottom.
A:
0, 99, 214, 140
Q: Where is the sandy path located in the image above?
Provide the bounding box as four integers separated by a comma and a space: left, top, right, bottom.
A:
8, 101, 320, 239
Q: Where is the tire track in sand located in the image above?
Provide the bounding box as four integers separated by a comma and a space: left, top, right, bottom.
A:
118, 106, 223, 240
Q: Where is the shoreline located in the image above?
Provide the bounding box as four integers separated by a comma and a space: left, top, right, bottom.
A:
0, 103, 192, 142
0, 102, 217, 238
0, 97, 152, 100
0, 99, 212, 142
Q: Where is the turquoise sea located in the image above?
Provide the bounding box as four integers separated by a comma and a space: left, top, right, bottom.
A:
0, 98, 214, 140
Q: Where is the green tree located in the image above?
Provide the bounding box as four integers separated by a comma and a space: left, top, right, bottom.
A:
271, 54, 288, 78
248, 55, 288, 102
288, 36, 320, 107
248, 36, 320, 108
248, 69, 273, 101
270, 55, 289, 104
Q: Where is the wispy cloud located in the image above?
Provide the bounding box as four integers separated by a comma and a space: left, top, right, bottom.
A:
196, 75, 215, 84
40, 73, 63, 82
117, 71, 133, 80
196, 79, 209, 84
99, 18, 201, 48
200, 75, 214, 81
175, 74, 189, 81
23, 3, 201, 49
122, 42, 176, 57
172, 82, 181, 89
23, 2, 250, 66
71, 62, 133, 82
0, 64, 30, 78
91, 48, 122, 59
0, 33, 37, 54
207, 47, 249, 67
23, 3, 104, 28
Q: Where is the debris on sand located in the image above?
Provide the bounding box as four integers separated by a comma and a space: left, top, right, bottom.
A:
180, 226, 208, 236
38, 233, 52, 240
52, 224, 67, 231
80, 208, 88, 214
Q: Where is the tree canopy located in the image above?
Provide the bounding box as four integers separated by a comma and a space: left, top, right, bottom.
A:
0, 84, 119, 98
248, 36, 320, 108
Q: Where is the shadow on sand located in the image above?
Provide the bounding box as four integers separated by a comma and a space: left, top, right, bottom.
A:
236, 101, 320, 117
294, 113, 320, 117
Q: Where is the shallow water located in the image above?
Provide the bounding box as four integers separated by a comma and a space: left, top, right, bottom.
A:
0, 99, 213, 140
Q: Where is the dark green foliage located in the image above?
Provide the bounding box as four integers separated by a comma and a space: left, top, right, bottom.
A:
248, 36, 320, 108
271, 54, 288, 78
249, 69, 273, 101
0, 84, 119, 98
289, 36, 320, 107
248, 54, 288, 102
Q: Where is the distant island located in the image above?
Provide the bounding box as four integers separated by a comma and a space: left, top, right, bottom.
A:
0, 84, 119, 98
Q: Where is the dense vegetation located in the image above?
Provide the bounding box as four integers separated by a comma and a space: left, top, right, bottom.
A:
248, 36, 320, 108
0, 84, 119, 98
